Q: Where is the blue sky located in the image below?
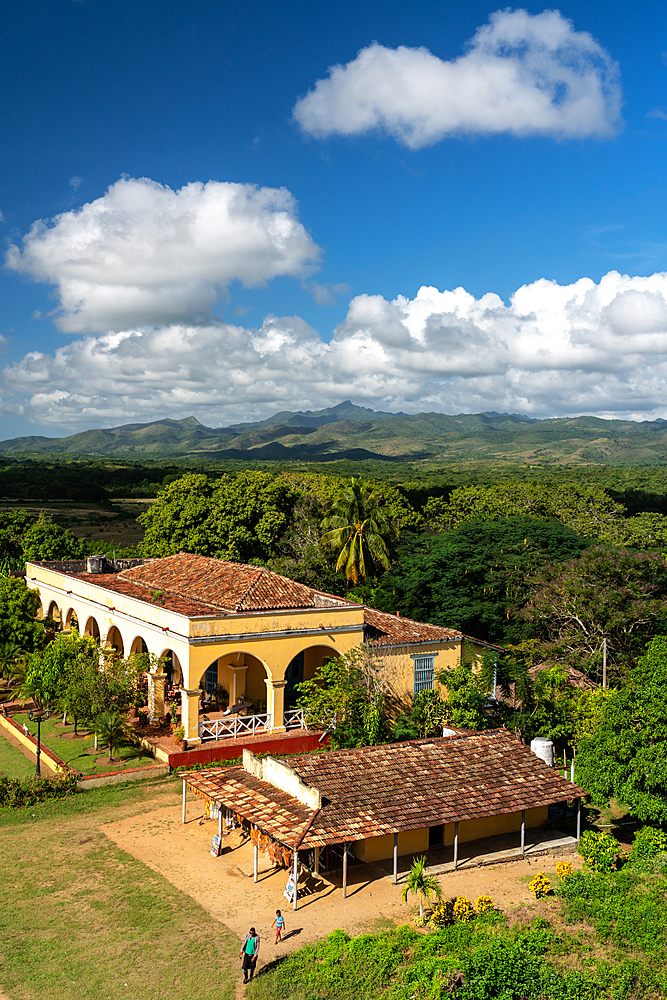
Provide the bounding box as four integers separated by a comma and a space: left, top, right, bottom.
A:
2, 0, 667, 436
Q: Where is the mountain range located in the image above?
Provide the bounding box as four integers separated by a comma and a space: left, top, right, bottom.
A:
3, 401, 667, 466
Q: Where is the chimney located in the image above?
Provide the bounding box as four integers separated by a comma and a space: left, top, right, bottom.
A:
86, 555, 105, 574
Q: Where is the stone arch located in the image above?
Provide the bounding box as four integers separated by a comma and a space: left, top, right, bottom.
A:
84, 616, 100, 640
129, 635, 149, 657
47, 600, 62, 623
206, 651, 270, 711
284, 643, 339, 708
105, 625, 125, 656
64, 607, 78, 632
158, 649, 183, 689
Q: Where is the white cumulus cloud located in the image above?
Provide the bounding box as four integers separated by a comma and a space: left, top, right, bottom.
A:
6, 271, 667, 429
293, 9, 621, 147
5, 176, 321, 333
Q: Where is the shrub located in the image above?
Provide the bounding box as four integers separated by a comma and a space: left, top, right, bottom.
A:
0, 769, 78, 808
529, 872, 551, 898
453, 896, 475, 922
475, 894, 494, 913
555, 861, 574, 880
430, 900, 453, 927
631, 826, 667, 859
578, 830, 621, 873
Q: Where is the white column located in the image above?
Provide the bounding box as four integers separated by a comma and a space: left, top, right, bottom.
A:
254, 843, 259, 883
393, 832, 398, 884
182, 779, 187, 824
148, 670, 167, 725
521, 810, 526, 858
265, 679, 287, 733
292, 849, 298, 911
181, 688, 202, 744
454, 822, 459, 870
229, 664, 247, 705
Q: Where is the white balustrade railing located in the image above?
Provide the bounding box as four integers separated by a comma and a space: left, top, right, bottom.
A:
199, 713, 272, 741
283, 707, 307, 730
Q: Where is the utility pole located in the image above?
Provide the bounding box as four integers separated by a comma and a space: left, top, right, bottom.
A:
602, 637, 607, 691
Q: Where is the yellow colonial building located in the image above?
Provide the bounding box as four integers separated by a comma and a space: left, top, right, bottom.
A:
26, 552, 500, 744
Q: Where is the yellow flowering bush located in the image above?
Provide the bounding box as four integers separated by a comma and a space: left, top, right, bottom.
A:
475, 894, 494, 913
453, 896, 475, 921
555, 862, 573, 880
430, 900, 453, 927
529, 872, 551, 898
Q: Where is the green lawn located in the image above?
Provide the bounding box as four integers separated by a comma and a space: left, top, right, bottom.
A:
13, 712, 156, 775
0, 776, 237, 1000
0, 732, 37, 779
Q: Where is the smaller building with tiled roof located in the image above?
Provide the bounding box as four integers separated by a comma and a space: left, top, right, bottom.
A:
181, 729, 585, 890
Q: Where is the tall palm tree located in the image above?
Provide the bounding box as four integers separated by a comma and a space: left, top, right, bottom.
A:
400, 855, 442, 919
321, 479, 398, 585
95, 710, 128, 761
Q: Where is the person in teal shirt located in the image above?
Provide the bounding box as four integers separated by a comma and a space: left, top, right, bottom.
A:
239, 927, 260, 983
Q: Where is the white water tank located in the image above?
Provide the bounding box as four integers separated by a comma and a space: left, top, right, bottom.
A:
530, 737, 554, 767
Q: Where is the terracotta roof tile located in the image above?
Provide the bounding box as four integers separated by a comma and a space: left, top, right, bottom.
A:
182, 730, 585, 849
364, 607, 462, 646
119, 553, 354, 613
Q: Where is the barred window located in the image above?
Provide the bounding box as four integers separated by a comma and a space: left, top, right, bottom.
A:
413, 656, 435, 693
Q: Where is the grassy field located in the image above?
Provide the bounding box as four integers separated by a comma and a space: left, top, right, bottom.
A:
13, 713, 156, 775
0, 776, 237, 1000
0, 733, 37, 779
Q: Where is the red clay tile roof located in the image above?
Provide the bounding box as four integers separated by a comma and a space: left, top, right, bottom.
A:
118, 553, 353, 613
182, 730, 585, 849
181, 768, 314, 843
364, 607, 462, 646
68, 573, 220, 616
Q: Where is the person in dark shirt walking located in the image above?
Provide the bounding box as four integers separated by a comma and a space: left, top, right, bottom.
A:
239, 927, 260, 984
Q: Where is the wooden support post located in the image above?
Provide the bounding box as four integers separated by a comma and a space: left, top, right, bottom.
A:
342, 843, 348, 899
182, 779, 186, 824
314, 846, 320, 875
453, 822, 459, 871
521, 810, 526, 858
218, 807, 222, 842
576, 798, 582, 842
293, 849, 298, 912
393, 832, 398, 885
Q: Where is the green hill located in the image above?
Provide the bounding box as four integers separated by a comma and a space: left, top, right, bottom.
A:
4, 403, 667, 466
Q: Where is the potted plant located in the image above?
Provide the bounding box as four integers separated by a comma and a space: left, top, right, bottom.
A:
174, 723, 186, 749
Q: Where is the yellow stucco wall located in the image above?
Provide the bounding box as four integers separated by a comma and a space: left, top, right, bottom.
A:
353, 827, 430, 862
443, 806, 548, 845
352, 807, 548, 863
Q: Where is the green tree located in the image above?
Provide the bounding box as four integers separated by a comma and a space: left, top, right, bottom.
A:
139, 471, 298, 563
575, 636, 667, 822
320, 478, 399, 584
400, 855, 442, 919
599, 511, 667, 551
0, 575, 45, 652
0, 511, 34, 573
392, 689, 449, 741
95, 710, 129, 760
424, 481, 625, 539
519, 546, 667, 682
296, 647, 391, 748
370, 517, 588, 645
22, 515, 86, 561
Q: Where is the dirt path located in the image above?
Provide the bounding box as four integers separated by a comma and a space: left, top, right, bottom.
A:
100, 796, 583, 998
